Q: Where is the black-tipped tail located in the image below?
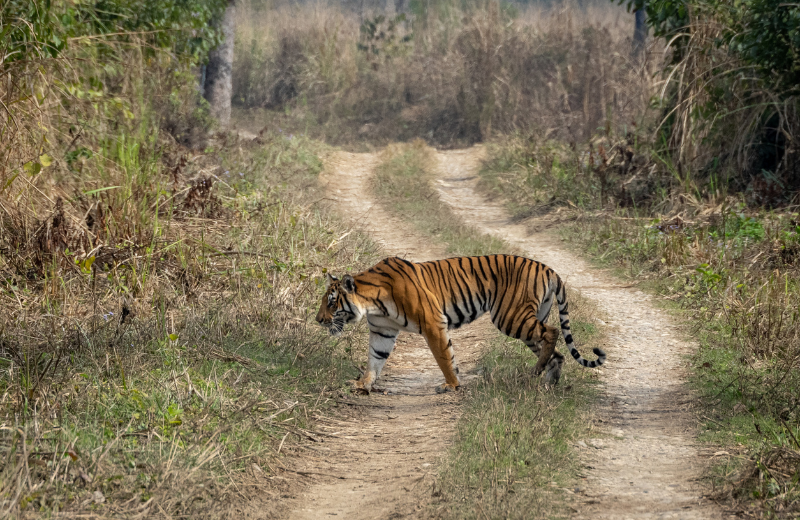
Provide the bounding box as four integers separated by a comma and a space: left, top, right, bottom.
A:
555, 274, 606, 369
570, 346, 606, 368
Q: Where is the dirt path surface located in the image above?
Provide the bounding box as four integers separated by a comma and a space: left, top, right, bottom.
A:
281, 151, 495, 519
434, 146, 725, 519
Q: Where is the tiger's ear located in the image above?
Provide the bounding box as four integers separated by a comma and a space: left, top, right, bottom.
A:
325, 273, 338, 289
341, 274, 356, 294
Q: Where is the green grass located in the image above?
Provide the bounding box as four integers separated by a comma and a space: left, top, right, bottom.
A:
564, 212, 800, 516
371, 140, 603, 519
373, 139, 508, 256
434, 289, 602, 520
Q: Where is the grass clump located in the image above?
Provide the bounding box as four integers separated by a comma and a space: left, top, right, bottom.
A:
434, 289, 602, 519
373, 140, 507, 256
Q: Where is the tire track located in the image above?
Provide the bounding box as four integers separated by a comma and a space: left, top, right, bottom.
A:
433, 146, 726, 519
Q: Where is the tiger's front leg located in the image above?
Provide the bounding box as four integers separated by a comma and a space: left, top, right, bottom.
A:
354, 325, 399, 394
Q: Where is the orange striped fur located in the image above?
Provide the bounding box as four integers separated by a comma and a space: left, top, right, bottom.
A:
316, 255, 605, 393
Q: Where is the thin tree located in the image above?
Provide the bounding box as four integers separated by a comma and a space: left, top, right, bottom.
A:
204, 0, 236, 127
632, 7, 647, 60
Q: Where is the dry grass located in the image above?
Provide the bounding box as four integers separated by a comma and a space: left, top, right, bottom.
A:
232, 0, 649, 147
0, 22, 381, 517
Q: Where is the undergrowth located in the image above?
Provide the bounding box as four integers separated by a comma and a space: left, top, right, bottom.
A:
0, 128, 380, 518
0, 6, 379, 516
569, 207, 800, 517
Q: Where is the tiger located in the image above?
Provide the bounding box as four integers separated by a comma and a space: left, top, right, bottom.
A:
315, 254, 605, 394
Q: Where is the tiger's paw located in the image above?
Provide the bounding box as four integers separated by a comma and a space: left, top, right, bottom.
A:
351, 380, 371, 395
435, 383, 460, 394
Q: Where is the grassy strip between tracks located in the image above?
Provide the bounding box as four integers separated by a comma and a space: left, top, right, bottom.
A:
373, 140, 604, 519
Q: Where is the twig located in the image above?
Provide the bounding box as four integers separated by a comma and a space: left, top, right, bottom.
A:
780, 418, 800, 450
280, 467, 364, 480
335, 398, 393, 408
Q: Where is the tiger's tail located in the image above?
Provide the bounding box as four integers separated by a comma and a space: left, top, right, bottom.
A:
555, 275, 606, 368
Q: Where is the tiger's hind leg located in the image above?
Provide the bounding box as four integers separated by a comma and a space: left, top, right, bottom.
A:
422, 326, 461, 394
498, 305, 560, 381
535, 298, 565, 384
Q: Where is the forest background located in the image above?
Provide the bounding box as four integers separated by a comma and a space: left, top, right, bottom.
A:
2, 0, 800, 516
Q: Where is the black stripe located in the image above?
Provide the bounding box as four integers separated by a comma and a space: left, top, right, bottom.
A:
371, 297, 390, 316
448, 261, 471, 323
396, 257, 416, 268
372, 330, 396, 339
371, 349, 391, 359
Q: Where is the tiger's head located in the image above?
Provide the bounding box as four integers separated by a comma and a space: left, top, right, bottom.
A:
315, 273, 364, 336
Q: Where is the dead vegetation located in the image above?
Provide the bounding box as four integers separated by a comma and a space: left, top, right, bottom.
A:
232, 0, 650, 147
0, 10, 380, 517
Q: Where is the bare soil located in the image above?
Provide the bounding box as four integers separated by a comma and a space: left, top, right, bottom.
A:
434, 146, 728, 519
280, 151, 496, 519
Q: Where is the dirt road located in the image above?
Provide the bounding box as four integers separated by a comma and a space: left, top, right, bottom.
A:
434, 147, 724, 519
281, 146, 724, 519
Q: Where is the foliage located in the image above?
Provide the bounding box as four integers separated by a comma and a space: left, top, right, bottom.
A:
1, 0, 227, 64
729, 0, 800, 93
617, 0, 800, 200
625, 0, 800, 93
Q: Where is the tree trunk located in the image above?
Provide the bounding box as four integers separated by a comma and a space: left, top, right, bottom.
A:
204, 0, 236, 128
632, 8, 647, 60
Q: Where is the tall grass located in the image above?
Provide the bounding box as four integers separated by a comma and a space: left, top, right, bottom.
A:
232, 0, 647, 147
0, 10, 380, 518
